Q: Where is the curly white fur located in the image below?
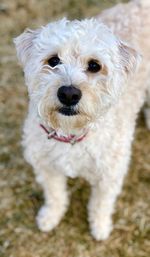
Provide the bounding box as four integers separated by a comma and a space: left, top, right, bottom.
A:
14, 0, 150, 240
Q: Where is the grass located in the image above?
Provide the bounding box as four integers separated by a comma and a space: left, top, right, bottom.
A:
0, 0, 150, 256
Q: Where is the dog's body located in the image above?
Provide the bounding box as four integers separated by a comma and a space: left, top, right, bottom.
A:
14, 0, 150, 240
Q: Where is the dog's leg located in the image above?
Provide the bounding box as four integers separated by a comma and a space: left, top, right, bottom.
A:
35, 171, 69, 232
88, 175, 124, 241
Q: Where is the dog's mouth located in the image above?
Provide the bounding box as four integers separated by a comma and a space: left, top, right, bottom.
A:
58, 106, 79, 116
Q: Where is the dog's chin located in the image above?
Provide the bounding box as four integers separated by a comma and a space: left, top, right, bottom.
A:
44, 107, 91, 134
58, 106, 79, 116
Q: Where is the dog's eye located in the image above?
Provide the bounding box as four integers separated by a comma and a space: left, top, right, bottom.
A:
47, 55, 61, 67
87, 60, 102, 73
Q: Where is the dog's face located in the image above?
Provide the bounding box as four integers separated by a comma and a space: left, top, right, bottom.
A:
14, 18, 140, 134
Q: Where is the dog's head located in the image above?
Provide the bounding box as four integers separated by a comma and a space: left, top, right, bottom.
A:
14, 18, 140, 135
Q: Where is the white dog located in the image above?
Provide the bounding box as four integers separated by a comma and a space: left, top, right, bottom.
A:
14, 0, 150, 240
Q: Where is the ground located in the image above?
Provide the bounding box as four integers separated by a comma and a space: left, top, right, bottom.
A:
0, 0, 150, 257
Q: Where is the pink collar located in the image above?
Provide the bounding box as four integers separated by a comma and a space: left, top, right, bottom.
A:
40, 124, 88, 145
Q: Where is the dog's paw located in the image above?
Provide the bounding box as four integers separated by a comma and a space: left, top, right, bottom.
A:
36, 205, 63, 232
90, 217, 113, 241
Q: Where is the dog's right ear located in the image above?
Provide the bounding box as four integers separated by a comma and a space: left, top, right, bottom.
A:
14, 28, 39, 67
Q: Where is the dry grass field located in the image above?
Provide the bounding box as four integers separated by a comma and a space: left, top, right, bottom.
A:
0, 0, 150, 256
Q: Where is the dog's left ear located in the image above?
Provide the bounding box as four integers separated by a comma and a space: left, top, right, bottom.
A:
119, 41, 141, 75
14, 28, 40, 67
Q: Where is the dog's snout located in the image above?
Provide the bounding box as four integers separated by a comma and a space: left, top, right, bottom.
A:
57, 86, 82, 106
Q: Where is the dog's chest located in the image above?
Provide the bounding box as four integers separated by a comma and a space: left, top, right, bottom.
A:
40, 133, 109, 183
23, 115, 116, 183
50, 141, 98, 179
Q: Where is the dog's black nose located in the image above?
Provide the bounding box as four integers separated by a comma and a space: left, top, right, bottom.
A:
57, 86, 82, 106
